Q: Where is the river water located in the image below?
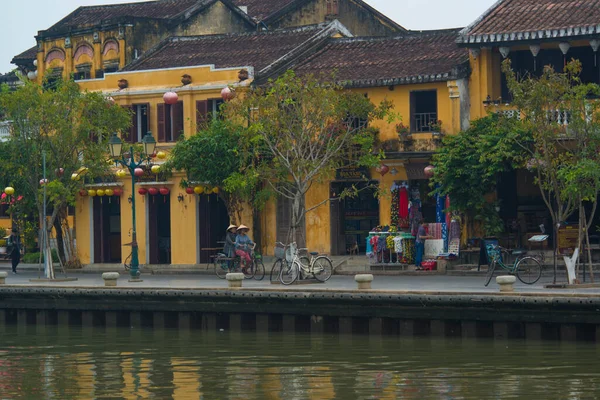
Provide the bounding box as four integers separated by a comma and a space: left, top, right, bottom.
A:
0, 325, 599, 399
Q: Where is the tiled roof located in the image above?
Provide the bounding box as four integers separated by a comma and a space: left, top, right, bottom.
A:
295, 29, 469, 87
122, 24, 333, 72
44, 0, 206, 34
459, 0, 600, 44
230, 0, 297, 21
11, 45, 38, 63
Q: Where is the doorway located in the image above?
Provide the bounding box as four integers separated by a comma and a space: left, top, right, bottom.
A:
198, 194, 230, 263
148, 195, 171, 264
93, 197, 121, 263
330, 182, 379, 256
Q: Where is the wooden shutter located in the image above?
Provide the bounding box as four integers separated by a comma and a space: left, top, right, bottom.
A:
157, 103, 166, 142
196, 100, 208, 132
172, 100, 184, 141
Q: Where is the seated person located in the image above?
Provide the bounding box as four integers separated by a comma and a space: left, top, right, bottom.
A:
235, 224, 254, 269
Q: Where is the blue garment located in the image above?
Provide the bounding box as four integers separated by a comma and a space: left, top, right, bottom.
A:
416, 225, 427, 244
415, 241, 424, 267
224, 232, 237, 258
235, 234, 254, 250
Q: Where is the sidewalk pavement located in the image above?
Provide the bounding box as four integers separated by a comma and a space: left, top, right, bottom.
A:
1, 270, 600, 295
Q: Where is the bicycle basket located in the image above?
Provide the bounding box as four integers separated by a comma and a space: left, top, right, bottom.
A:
274, 244, 285, 259
486, 244, 502, 262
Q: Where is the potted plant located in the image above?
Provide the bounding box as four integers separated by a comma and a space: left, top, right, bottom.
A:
181, 74, 192, 85
117, 79, 128, 89
396, 123, 412, 141
429, 120, 444, 137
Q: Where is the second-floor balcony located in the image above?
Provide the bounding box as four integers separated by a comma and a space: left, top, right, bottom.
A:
413, 112, 438, 133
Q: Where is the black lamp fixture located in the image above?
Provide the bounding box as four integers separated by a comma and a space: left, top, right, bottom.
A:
177, 193, 184, 203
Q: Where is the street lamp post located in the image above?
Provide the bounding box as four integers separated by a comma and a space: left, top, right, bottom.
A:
108, 131, 156, 281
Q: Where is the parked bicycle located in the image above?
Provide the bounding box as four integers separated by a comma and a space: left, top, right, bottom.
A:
271, 242, 310, 283
279, 244, 333, 285
484, 244, 543, 286
214, 243, 265, 280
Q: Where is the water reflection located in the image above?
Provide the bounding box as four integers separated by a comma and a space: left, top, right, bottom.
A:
0, 326, 599, 399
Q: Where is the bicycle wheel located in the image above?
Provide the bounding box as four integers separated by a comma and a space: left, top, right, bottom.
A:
270, 259, 283, 283
484, 261, 497, 287
516, 256, 542, 284
312, 256, 333, 282
280, 260, 299, 285
123, 253, 131, 271
254, 258, 265, 281
214, 257, 230, 279
242, 258, 255, 279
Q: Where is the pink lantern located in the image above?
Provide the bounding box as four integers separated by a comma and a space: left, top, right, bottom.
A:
39, 178, 49, 185
163, 91, 179, 105
376, 164, 390, 177
221, 87, 235, 101
159, 187, 170, 196
148, 187, 159, 196
79, 189, 88, 197
138, 188, 148, 195
106, 96, 115, 105
113, 188, 123, 197
134, 168, 144, 177
424, 165, 435, 178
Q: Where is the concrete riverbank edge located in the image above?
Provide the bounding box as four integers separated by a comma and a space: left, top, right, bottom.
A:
1, 286, 600, 325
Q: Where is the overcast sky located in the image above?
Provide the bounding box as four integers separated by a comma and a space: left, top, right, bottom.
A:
0, 0, 496, 74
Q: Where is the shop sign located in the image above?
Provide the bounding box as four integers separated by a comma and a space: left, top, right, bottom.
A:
558, 225, 579, 255
336, 166, 370, 181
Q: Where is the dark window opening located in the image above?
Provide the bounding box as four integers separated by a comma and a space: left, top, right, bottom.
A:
104, 66, 118, 74
43, 69, 63, 91
208, 99, 224, 121
74, 66, 91, 81
500, 46, 600, 102
125, 104, 150, 143
410, 90, 437, 132
157, 101, 184, 142
0, 204, 9, 218
95, 70, 104, 79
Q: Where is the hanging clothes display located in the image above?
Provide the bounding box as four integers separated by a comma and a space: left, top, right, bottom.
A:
391, 186, 400, 227
398, 187, 409, 228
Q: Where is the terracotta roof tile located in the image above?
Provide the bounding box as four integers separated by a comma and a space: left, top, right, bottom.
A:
230, 0, 297, 21
295, 29, 469, 87
45, 0, 203, 33
12, 45, 38, 63
466, 0, 600, 37
123, 25, 325, 72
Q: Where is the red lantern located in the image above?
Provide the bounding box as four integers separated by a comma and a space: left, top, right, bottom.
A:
113, 188, 123, 197
163, 91, 179, 105
148, 187, 159, 196
134, 168, 144, 177
424, 165, 435, 178
138, 188, 148, 195
185, 187, 194, 195
221, 87, 235, 101
79, 189, 88, 197
159, 187, 170, 195
376, 164, 390, 176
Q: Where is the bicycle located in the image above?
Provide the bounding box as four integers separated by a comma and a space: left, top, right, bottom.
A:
484, 244, 543, 286
271, 242, 311, 283
280, 245, 333, 285
214, 243, 264, 280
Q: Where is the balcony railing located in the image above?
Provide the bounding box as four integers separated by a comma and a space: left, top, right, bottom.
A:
0, 121, 11, 142
412, 112, 437, 133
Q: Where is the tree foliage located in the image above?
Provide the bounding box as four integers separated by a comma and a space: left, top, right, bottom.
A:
223, 71, 393, 243
431, 114, 530, 235
0, 78, 130, 266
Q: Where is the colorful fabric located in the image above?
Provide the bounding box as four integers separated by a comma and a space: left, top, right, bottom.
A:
235, 249, 251, 265
391, 187, 400, 227
442, 222, 448, 252
399, 187, 409, 219
435, 190, 445, 223
393, 236, 403, 253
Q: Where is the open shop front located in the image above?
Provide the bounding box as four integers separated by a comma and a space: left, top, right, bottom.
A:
366, 163, 461, 270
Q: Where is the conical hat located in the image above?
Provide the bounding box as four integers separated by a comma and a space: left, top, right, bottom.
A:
237, 224, 249, 231
227, 224, 237, 231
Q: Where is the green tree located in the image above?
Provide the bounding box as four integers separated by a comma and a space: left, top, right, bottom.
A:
431, 114, 529, 236
503, 59, 600, 282
0, 78, 130, 267
223, 71, 393, 244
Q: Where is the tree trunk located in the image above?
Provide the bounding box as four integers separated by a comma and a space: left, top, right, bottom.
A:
253, 207, 261, 254
53, 215, 66, 265
583, 208, 595, 283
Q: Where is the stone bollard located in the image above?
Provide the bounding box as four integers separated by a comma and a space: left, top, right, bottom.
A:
226, 273, 245, 288
496, 275, 516, 292
102, 272, 120, 287
0, 271, 8, 284
355, 274, 374, 290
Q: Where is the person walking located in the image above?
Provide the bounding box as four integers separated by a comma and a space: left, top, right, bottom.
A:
7, 229, 21, 274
